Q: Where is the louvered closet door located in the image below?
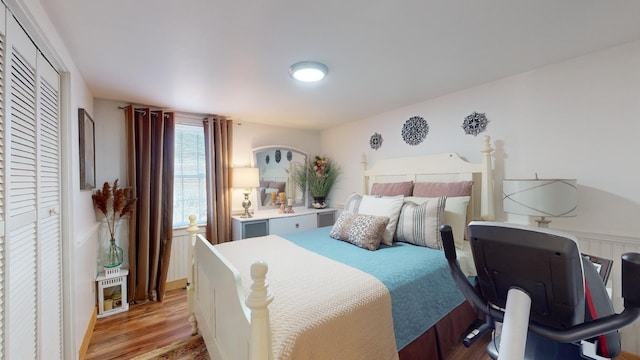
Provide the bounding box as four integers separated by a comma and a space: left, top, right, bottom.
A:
0, 5, 6, 359
36, 52, 61, 360
6, 13, 39, 360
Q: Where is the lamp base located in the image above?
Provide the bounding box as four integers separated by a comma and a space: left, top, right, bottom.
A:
241, 192, 252, 218
535, 217, 551, 228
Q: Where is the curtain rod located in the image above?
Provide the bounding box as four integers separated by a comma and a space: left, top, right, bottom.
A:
118, 105, 239, 123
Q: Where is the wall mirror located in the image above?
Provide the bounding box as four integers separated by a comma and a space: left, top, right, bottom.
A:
253, 145, 308, 210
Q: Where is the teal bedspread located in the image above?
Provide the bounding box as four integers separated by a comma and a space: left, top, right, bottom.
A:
281, 226, 465, 350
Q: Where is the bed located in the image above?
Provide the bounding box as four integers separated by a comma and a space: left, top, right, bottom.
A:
186, 135, 496, 360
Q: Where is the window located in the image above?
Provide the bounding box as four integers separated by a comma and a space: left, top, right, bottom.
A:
173, 123, 207, 227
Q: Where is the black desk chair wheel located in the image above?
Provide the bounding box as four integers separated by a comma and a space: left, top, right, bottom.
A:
441, 221, 640, 360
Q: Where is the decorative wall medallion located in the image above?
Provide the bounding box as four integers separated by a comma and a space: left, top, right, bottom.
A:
265, 155, 270, 164
275, 149, 281, 163
287, 150, 292, 161
401, 116, 429, 146
369, 132, 383, 150
462, 112, 489, 136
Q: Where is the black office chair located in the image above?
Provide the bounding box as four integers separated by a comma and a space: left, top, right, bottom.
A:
440, 221, 640, 360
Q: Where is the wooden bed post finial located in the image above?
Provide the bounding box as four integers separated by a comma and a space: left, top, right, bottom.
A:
480, 136, 495, 220
361, 153, 368, 195
186, 215, 199, 335
246, 261, 274, 360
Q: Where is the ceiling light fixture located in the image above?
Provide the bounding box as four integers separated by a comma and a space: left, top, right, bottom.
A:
289, 61, 328, 82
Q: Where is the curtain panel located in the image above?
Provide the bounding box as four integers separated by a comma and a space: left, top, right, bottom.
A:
203, 116, 233, 244
124, 105, 175, 302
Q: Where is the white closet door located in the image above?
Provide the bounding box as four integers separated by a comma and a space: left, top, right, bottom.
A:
36, 52, 61, 360
0, 5, 6, 359
6, 13, 38, 360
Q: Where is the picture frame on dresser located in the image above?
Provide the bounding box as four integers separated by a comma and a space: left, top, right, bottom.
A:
78, 108, 96, 190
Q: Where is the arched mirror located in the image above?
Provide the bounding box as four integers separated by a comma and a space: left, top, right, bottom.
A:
253, 145, 308, 210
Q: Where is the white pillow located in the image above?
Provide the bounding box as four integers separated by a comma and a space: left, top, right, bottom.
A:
358, 195, 404, 246
405, 196, 470, 250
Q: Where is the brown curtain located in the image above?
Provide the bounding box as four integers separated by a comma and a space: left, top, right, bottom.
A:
124, 105, 175, 302
203, 116, 233, 244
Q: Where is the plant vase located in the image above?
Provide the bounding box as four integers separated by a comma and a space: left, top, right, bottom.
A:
104, 238, 123, 269
312, 196, 327, 209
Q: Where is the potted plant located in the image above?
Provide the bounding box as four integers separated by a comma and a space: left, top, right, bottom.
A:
293, 155, 341, 208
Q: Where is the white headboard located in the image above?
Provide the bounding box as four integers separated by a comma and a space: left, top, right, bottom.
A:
362, 135, 495, 221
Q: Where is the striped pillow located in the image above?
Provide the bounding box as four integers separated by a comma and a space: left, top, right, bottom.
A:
395, 197, 446, 249
343, 193, 363, 213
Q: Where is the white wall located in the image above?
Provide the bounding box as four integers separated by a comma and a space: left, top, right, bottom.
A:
322, 40, 640, 239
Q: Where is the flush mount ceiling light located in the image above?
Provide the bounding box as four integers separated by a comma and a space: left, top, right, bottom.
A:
289, 61, 328, 82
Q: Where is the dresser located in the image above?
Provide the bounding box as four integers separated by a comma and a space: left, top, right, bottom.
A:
232, 208, 336, 240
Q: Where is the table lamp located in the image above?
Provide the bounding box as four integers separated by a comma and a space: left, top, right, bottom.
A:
503, 178, 577, 227
232, 167, 260, 218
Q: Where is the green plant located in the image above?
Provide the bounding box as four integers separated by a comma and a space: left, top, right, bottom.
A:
293, 156, 341, 198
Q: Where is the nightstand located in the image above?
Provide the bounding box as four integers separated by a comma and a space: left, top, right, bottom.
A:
232, 208, 336, 240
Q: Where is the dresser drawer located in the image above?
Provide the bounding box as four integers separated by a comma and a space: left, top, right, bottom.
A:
269, 214, 317, 235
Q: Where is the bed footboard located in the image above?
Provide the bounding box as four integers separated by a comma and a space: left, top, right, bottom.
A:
186, 216, 274, 360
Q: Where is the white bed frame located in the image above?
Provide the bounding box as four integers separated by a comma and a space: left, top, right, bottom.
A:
186, 135, 495, 360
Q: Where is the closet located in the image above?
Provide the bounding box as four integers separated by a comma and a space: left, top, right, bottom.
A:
0, 3, 62, 360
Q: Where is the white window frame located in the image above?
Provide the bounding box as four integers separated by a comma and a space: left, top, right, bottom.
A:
173, 114, 208, 228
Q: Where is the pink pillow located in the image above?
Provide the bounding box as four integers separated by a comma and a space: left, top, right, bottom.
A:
370, 181, 414, 196
412, 181, 473, 197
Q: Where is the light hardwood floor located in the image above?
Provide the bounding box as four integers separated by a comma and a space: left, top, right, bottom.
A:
85, 288, 193, 359
85, 288, 640, 360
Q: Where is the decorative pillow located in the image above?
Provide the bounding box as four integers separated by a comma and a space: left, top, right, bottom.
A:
343, 193, 363, 213
268, 181, 286, 194
358, 195, 404, 246
412, 181, 473, 197
395, 197, 446, 249
329, 211, 358, 240
405, 196, 471, 250
370, 181, 414, 197
347, 214, 389, 251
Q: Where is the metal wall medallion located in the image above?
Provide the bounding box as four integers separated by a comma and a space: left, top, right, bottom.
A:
287, 150, 292, 161
462, 112, 489, 136
265, 155, 270, 164
369, 132, 383, 150
401, 116, 429, 146
275, 149, 281, 163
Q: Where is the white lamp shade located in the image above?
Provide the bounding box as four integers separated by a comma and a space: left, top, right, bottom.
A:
232, 167, 260, 189
503, 179, 577, 218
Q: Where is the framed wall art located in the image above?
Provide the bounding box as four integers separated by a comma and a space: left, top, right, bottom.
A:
78, 108, 96, 190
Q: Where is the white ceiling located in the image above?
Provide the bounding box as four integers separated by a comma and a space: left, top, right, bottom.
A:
40, 0, 640, 130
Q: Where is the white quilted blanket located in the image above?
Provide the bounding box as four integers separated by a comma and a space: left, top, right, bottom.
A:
216, 235, 399, 360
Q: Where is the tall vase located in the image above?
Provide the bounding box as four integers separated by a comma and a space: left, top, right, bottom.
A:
104, 238, 123, 268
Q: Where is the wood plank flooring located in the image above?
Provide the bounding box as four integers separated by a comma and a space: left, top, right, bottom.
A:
85, 288, 193, 359
85, 288, 640, 360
